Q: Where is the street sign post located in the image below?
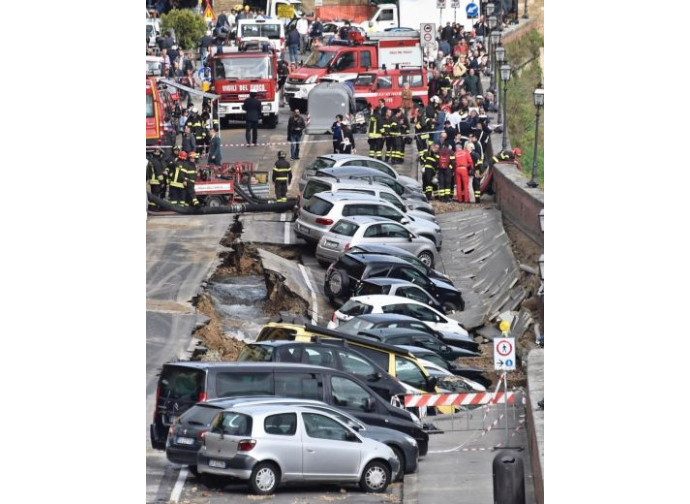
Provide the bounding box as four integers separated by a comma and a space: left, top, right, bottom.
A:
420, 22, 436, 54
494, 331, 515, 445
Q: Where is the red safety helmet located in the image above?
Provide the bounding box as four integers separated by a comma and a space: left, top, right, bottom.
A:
188, 151, 198, 159
513, 148, 522, 157
178, 150, 188, 160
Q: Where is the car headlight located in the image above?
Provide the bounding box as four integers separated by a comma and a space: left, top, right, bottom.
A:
305, 75, 319, 84
403, 434, 418, 447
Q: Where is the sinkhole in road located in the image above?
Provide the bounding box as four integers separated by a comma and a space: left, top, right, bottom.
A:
206, 274, 270, 343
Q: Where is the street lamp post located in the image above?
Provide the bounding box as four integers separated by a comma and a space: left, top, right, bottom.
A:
494, 44, 505, 123
527, 88, 544, 188
500, 64, 511, 150
523, 0, 529, 19
487, 13, 497, 90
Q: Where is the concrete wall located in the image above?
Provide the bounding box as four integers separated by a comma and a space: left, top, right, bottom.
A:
493, 163, 543, 247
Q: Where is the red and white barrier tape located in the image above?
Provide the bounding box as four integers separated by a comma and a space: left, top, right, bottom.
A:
428, 417, 525, 454
404, 391, 515, 408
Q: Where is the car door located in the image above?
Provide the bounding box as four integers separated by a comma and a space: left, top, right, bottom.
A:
263, 412, 302, 478
374, 204, 406, 224
301, 411, 362, 479
393, 284, 436, 306
335, 349, 393, 399
389, 266, 435, 294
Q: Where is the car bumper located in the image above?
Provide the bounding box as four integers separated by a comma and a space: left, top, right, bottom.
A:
283, 83, 314, 101
166, 445, 199, 466
294, 220, 328, 243
315, 242, 343, 264
197, 452, 257, 479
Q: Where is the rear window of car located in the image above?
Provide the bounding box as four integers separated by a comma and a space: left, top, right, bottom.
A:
257, 327, 297, 341
330, 220, 359, 237
237, 345, 274, 362
347, 345, 389, 370
302, 196, 334, 216
307, 157, 336, 171
355, 282, 385, 297
213, 412, 253, 436
179, 404, 224, 426
215, 372, 274, 397
159, 367, 205, 401
275, 372, 322, 400
303, 180, 332, 200
333, 254, 366, 278
339, 300, 373, 317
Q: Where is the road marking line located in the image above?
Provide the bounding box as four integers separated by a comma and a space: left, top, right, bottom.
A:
170, 467, 188, 503
298, 264, 318, 324
280, 213, 291, 244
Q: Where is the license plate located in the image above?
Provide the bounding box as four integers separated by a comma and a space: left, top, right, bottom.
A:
238, 94, 249, 99
209, 459, 226, 468
176, 436, 194, 445
298, 224, 310, 234
325, 240, 339, 249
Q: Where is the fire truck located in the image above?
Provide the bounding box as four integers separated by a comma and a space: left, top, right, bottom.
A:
207, 43, 280, 129
283, 31, 422, 112
146, 77, 176, 147
352, 66, 429, 112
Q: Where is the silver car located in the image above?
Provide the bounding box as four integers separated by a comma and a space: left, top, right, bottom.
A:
299, 154, 422, 193
197, 403, 399, 495
302, 177, 435, 221
316, 216, 437, 266
296, 192, 443, 249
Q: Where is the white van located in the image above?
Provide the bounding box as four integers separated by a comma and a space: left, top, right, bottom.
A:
236, 17, 285, 56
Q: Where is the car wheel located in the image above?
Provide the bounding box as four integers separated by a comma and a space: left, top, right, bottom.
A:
248, 462, 280, 495
326, 269, 350, 299
205, 196, 224, 207
200, 472, 226, 488
360, 460, 390, 493
417, 250, 434, 268
442, 301, 458, 314
389, 446, 405, 482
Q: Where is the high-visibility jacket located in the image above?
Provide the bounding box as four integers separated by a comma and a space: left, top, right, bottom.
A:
492, 149, 517, 164
272, 159, 292, 182
169, 162, 187, 188
423, 152, 439, 171
367, 115, 382, 138
181, 160, 197, 185
454, 149, 475, 170
147, 155, 166, 185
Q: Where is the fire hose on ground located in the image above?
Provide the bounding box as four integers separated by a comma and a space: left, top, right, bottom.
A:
147, 193, 297, 215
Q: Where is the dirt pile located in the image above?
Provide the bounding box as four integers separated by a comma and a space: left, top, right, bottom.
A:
193, 293, 246, 361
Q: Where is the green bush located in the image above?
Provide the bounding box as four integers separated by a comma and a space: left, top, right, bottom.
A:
161, 9, 207, 50
504, 30, 544, 187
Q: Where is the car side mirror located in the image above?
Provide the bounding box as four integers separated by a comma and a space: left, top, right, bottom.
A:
345, 431, 359, 442
369, 371, 382, 381
426, 375, 438, 390
401, 218, 410, 225
364, 396, 376, 412
348, 421, 362, 431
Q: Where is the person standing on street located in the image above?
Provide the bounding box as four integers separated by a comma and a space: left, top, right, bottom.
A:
340, 120, 356, 154
423, 142, 440, 200
147, 149, 168, 209
168, 150, 188, 206
199, 30, 212, 65
331, 114, 344, 153
287, 109, 306, 160
181, 125, 196, 155
296, 15, 310, 54
183, 151, 200, 208
287, 25, 300, 64
272, 151, 292, 202
242, 91, 261, 146
207, 126, 222, 166
277, 58, 289, 107
367, 105, 384, 159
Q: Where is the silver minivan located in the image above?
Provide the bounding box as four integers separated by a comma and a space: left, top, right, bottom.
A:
197, 403, 399, 495
295, 192, 443, 249
301, 176, 435, 219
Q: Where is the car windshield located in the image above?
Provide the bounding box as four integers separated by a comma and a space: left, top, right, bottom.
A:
305, 49, 337, 68
303, 180, 332, 200
241, 23, 281, 39
159, 367, 204, 401
339, 300, 373, 316
214, 56, 273, 79
302, 406, 365, 430
302, 196, 333, 216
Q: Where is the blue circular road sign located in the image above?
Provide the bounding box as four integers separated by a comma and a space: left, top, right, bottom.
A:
466, 2, 479, 17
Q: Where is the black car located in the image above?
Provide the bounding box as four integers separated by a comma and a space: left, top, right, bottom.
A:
357, 327, 480, 360
396, 345, 492, 388
150, 362, 429, 455
337, 313, 480, 353
236, 340, 407, 401
165, 396, 420, 481
346, 243, 453, 285
324, 252, 465, 312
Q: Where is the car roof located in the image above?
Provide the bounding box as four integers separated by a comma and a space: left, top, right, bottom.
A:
359, 277, 420, 287
359, 327, 434, 339
333, 215, 390, 225
307, 176, 385, 191
162, 361, 335, 371
318, 154, 374, 162
224, 403, 321, 416
341, 252, 411, 266
397, 345, 441, 358
302, 323, 419, 358
345, 294, 434, 309
351, 313, 421, 323
347, 244, 416, 258
312, 191, 390, 203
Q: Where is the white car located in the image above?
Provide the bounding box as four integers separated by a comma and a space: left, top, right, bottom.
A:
327, 294, 469, 339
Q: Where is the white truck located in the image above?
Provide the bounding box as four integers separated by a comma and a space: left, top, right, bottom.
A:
265, 0, 304, 25
360, 1, 478, 33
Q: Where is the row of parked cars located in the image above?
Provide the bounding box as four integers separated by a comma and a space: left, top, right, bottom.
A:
148, 153, 486, 495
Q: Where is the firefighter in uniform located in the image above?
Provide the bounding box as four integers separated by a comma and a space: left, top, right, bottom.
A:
414, 113, 432, 166
392, 110, 409, 165
437, 141, 455, 201
183, 151, 201, 208
168, 150, 188, 206
380, 110, 394, 162
188, 108, 206, 156
366, 108, 384, 159
492, 148, 522, 167
388, 118, 402, 164
147, 148, 168, 209
422, 143, 440, 200
471, 148, 484, 203
272, 151, 292, 202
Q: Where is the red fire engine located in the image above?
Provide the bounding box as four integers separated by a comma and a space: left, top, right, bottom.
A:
207, 42, 280, 129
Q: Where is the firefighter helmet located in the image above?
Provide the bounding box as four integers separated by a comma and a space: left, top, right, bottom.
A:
172, 145, 181, 153
513, 148, 523, 157
277, 150, 287, 158
178, 150, 188, 160
188, 151, 198, 159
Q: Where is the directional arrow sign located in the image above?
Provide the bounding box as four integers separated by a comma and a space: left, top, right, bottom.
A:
494, 337, 516, 371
